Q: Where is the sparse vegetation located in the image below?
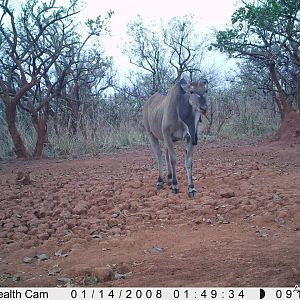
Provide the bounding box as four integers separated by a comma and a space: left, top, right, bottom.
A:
1, 0, 299, 160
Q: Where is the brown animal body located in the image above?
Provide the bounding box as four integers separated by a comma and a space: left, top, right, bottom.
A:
143, 79, 208, 197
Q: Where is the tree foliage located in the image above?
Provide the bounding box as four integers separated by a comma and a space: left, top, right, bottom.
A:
124, 15, 207, 94
0, 0, 114, 158
214, 0, 300, 120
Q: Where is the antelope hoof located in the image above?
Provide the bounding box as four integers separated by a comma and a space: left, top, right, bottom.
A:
156, 177, 164, 191
156, 183, 163, 191
188, 185, 197, 199
172, 185, 179, 194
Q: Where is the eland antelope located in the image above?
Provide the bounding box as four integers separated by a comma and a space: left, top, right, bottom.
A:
143, 78, 208, 198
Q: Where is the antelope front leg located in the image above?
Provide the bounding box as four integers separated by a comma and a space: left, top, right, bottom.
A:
164, 136, 179, 193
185, 137, 196, 198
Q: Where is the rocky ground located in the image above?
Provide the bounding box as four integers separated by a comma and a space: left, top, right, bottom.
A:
0, 140, 299, 287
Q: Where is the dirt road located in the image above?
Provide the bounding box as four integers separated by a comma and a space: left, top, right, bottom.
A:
0, 141, 299, 287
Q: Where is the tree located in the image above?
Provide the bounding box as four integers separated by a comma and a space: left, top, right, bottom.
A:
124, 17, 170, 94
124, 15, 207, 94
163, 15, 205, 82
0, 0, 113, 158
0, 0, 81, 158
214, 0, 300, 121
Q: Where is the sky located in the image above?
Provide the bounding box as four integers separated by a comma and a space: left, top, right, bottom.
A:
79, 0, 240, 75
7, 0, 240, 78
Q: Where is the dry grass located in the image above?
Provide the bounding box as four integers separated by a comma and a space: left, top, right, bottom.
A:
0, 106, 279, 160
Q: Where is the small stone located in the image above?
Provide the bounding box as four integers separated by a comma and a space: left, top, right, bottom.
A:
220, 189, 235, 198
48, 265, 62, 276
257, 230, 268, 239
217, 214, 230, 224
83, 275, 98, 286
57, 277, 72, 286
111, 212, 120, 218
145, 246, 164, 255
16, 171, 31, 185
23, 257, 33, 264
275, 217, 286, 225
114, 272, 129, 280
36, 253, 50, 261
91, 234, 103, 240
12, 275, 21, 282
206, 218, 212, 225
93, 267, 114, 282
114, 273, 125, 280
272, 193, 284, 201
55, 249, 68, 257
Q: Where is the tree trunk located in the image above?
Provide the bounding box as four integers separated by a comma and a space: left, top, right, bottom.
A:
32, 110, 49, 159
268, 62, 292, 119
5, 102, 29, 159
268, 63, 300, 142
297, 75, 300, 113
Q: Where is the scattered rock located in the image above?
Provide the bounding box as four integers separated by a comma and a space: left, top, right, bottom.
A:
55, 249, 68, 257
206, 218, 212, 225
108, 218, 118, 227
111, 212, 120, 218
114, 272, 131, 280
6, 239, 15, 244
48, 265, 62, 276
256, 230, 269, 239
217, 214, 230, 224
83, 275, 98, 286
93, 266, 114, 282
23, 257, 33, 264
220, 189, 235, 198
91, 234, 103, 240
272, 193, 284, 201
12, 274, 21, 282
16, 171, 31, 185
275, 217, 286, 225
35, 253, 50, 261
57, 277, 72, 287
145, 246, 164, 255
194, 219, 202, 225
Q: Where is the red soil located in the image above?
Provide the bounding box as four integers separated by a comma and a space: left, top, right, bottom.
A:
0, 141, 299, 287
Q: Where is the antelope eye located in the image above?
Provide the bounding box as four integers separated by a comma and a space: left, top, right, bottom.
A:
190, 91, 194, 94
205, 90, 208, 93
